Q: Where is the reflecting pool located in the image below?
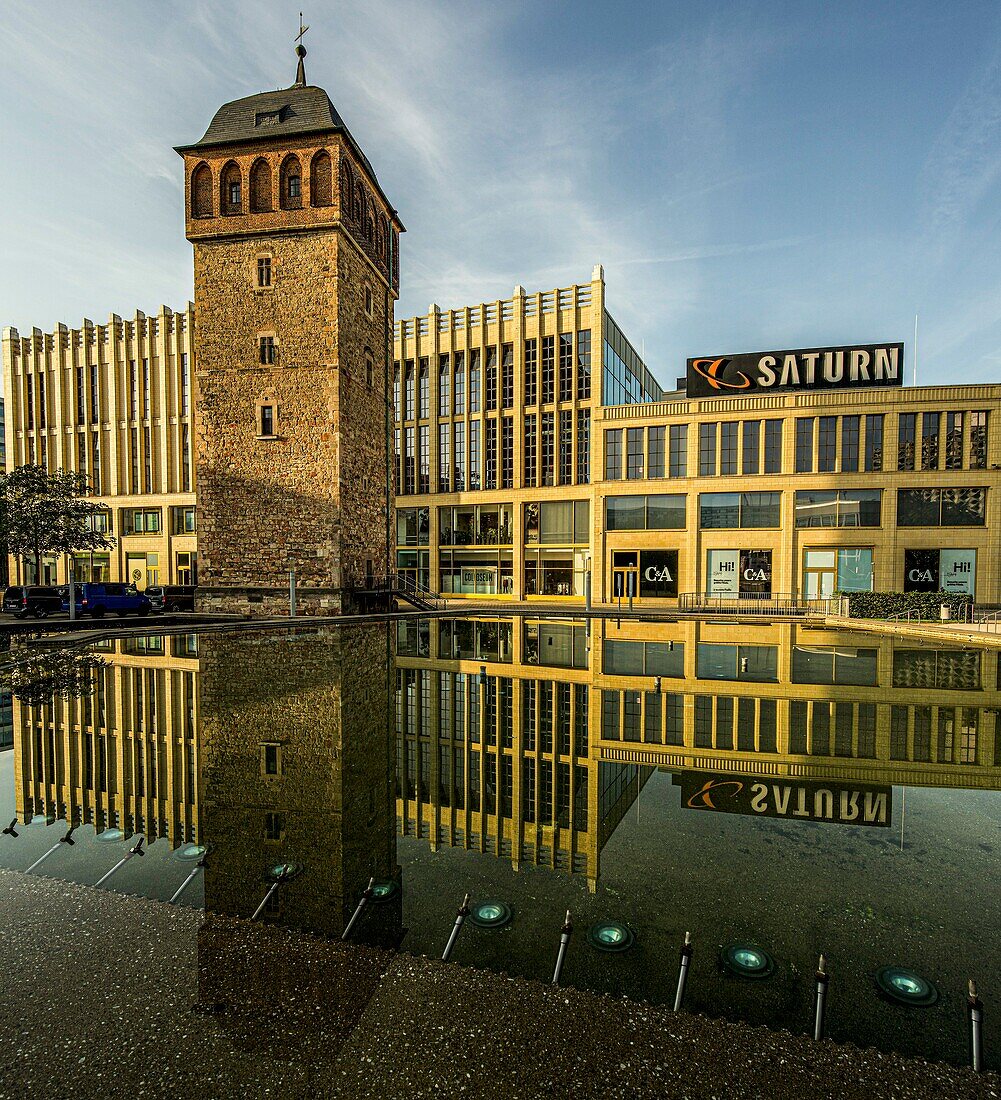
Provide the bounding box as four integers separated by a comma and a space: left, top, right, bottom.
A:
1, 616, 999, 1068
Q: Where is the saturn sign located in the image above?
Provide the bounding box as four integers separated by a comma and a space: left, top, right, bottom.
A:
686, 343, 904, 399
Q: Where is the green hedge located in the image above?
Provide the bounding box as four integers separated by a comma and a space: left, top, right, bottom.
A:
836, 590, 973, 620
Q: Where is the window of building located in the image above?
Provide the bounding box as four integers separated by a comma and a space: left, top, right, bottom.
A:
970, 411, 988, 469
897, 487, 986, 526
541, 336, 555, 404
484, 420, 497, 490
795, 418, 814, 472
175, 551, 196, 585
258, 403, 276, 438
126, 509, 162, 535
287, 173, 301, 201
524, 414, 537, 487
576, 408, 590, 485
864, 414, 884, 471
794, 489, 882, 527
802, 547, 873, 597
261, 743, 282, 777
892, 649, 982, 691
558, 409, 573, 485
485, 347, 497, 411
438, 504, 513, 545
720, 422, 738, 475
453, 421, 465, 490
626, 427, 644, 479
742, 420, 760, 474
897, 412, 916, 470
469, 350, 481, 413
468, 421, 480, 490
818, 416, 836, 472
648, 426, 665, 478
180, 353, 190, 416
576, 330, 591, 400
419, 359, 429, 418
763, 419, 783, 473
524, 338, 538, 406
606, 494, 685, 530
438, 424, 450, 492
792, 646, 878, 686
524, 500, 590, 544
558, 334, 573, 402
257, 256, 272, 287
841, 416, 860, 472
945, 412, 963, 468
419, 424, 430, 492
438, 355, 450, 417
404, 360, 415, 420
364, 284, 373, 317
668, 424, 687, 477
501, 343, 514, 409
700, 491, 780, 528
453, 352, 465, 415
172, 506, 196, 535
365, 350, 374, 391
921, 412, 940, 470
501, 419, 514, 489
699, 423, 716, 476
76, 365, 85, 425
264, 812, 284, 841
605, 429, 623, 479
259, 336, 276, 365
697, 644, 778, 682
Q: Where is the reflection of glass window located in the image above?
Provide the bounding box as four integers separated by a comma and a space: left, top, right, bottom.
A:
897, 487, 986, 526
892, 649, 981, 690
607, 495, 685, 530
795, 489, 881, 527
696, 643, 777, 682
700, 492, 779, 528
791, 647, 878, 686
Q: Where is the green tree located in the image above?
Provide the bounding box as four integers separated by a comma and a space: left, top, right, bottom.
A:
0, 465, 115, 583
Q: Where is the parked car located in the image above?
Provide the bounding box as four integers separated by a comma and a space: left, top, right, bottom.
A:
145, 585, 196, 613
62, 582, 151, 619
2, 585, 64, 619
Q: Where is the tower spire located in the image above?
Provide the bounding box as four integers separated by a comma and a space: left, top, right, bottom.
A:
293, 13, 309, 87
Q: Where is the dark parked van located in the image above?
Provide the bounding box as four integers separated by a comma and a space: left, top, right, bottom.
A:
146, 585, 196, 613
2, 586, 63, 619
62, 583, 151, 618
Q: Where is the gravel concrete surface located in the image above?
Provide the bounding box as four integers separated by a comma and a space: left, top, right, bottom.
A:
0, 869, 995, 1099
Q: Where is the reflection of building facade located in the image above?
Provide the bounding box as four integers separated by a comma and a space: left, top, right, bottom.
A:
396, 616, 1001, 886
394, 291, 1001, 602
198, 626, 400, 938
12, 636, 200, 840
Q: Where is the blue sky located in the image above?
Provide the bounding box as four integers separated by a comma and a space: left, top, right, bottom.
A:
2, 0, 1001, 390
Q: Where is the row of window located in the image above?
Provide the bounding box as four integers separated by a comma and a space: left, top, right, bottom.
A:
603, 487, 987, 531
22, 355, 191, 433
603, 411, 990, 480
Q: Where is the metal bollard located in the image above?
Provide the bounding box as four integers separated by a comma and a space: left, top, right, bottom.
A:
341, 877, 375, 941
94, 836, 144, 889
969, 979, 984, 1073
673, 931, 693, 1011
441, 893, 470, 962
552, 910, 573, 985
813, 954, 829, 1040
170, 857, 206, 905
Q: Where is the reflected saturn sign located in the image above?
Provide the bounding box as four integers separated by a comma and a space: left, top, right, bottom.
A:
680, 772, 891, 827
686, 343, 904, 399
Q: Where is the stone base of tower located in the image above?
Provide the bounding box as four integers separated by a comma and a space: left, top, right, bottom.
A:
196, 585, 344, 618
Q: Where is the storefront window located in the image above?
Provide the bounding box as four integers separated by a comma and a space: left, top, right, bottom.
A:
706, 549, 773, 597
904, 548, 976, 595
524, 500, 590, 545
607, 494, 685, 530
700, 492, 780, 528
795, 489, 881, 527
523, 621, 588, 669
898, 487, 986, 527
803, 548, 873, 598
396, 507, 429, 546
438, 505, 513, 546
439, 619, 512, 663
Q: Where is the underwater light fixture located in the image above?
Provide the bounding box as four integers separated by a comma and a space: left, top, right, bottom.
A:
588, 921, 635, 952
875, 966, 939, 1007
721, 942, 776, 980
468, 900, 513, 929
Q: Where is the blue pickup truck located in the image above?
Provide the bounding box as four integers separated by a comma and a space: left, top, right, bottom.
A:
62, 582, 152, 618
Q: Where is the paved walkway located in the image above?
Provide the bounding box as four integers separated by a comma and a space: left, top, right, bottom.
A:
0, 870, 994, 1099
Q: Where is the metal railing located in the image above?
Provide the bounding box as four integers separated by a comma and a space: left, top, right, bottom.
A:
677, 592, 834, 616
348, 572, 448, 611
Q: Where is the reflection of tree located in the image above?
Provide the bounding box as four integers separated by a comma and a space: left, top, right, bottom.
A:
6, 650, 105, 707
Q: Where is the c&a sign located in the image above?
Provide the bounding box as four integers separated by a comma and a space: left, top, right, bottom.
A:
686, 343, 904, 399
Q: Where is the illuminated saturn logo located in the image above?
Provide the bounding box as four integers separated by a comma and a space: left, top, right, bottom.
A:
690, 357, 752, 391
686, 778, 744, 810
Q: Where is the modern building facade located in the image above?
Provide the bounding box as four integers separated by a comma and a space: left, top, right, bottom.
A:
2, 307, 197, 587
393, 281, 1001, 605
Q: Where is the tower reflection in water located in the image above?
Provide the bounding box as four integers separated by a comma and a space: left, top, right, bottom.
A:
9, 615, 1001, 916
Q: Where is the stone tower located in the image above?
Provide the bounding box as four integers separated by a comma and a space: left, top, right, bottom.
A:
176, 41, 402, 614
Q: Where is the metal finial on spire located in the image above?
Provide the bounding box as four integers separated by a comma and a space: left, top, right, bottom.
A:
293, 12, 309, 86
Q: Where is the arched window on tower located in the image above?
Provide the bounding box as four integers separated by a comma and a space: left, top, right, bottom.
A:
354, 181, 364, 223
280, 154, 302, 210
191, 162, 213, 217
220, 161, 242, 215
339, 158, 353, 216
249, 158, 273, 213
310, 150, 332, 207
377, 215, 389, 261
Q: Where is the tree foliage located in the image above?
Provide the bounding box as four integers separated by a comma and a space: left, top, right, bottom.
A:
0, 465, 115, 580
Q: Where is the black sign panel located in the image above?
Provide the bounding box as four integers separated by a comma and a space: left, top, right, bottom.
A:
680, 771, 891, 828
686, 343, 904, 399
903, 549, 939, 593
639, 550, 679, 598
740, 549, 772, 596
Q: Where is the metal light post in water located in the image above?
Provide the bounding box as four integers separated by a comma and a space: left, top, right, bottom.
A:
441, 894, 470, 962
813, 954, 829, 1040
969, 979, 984, 1073
673, 931, 693, 1011
170, 855, 207, 905
25, 827, 75, 874
552, 910, 573, 985
94, 836, 144, 889
342, 877, 375, 941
